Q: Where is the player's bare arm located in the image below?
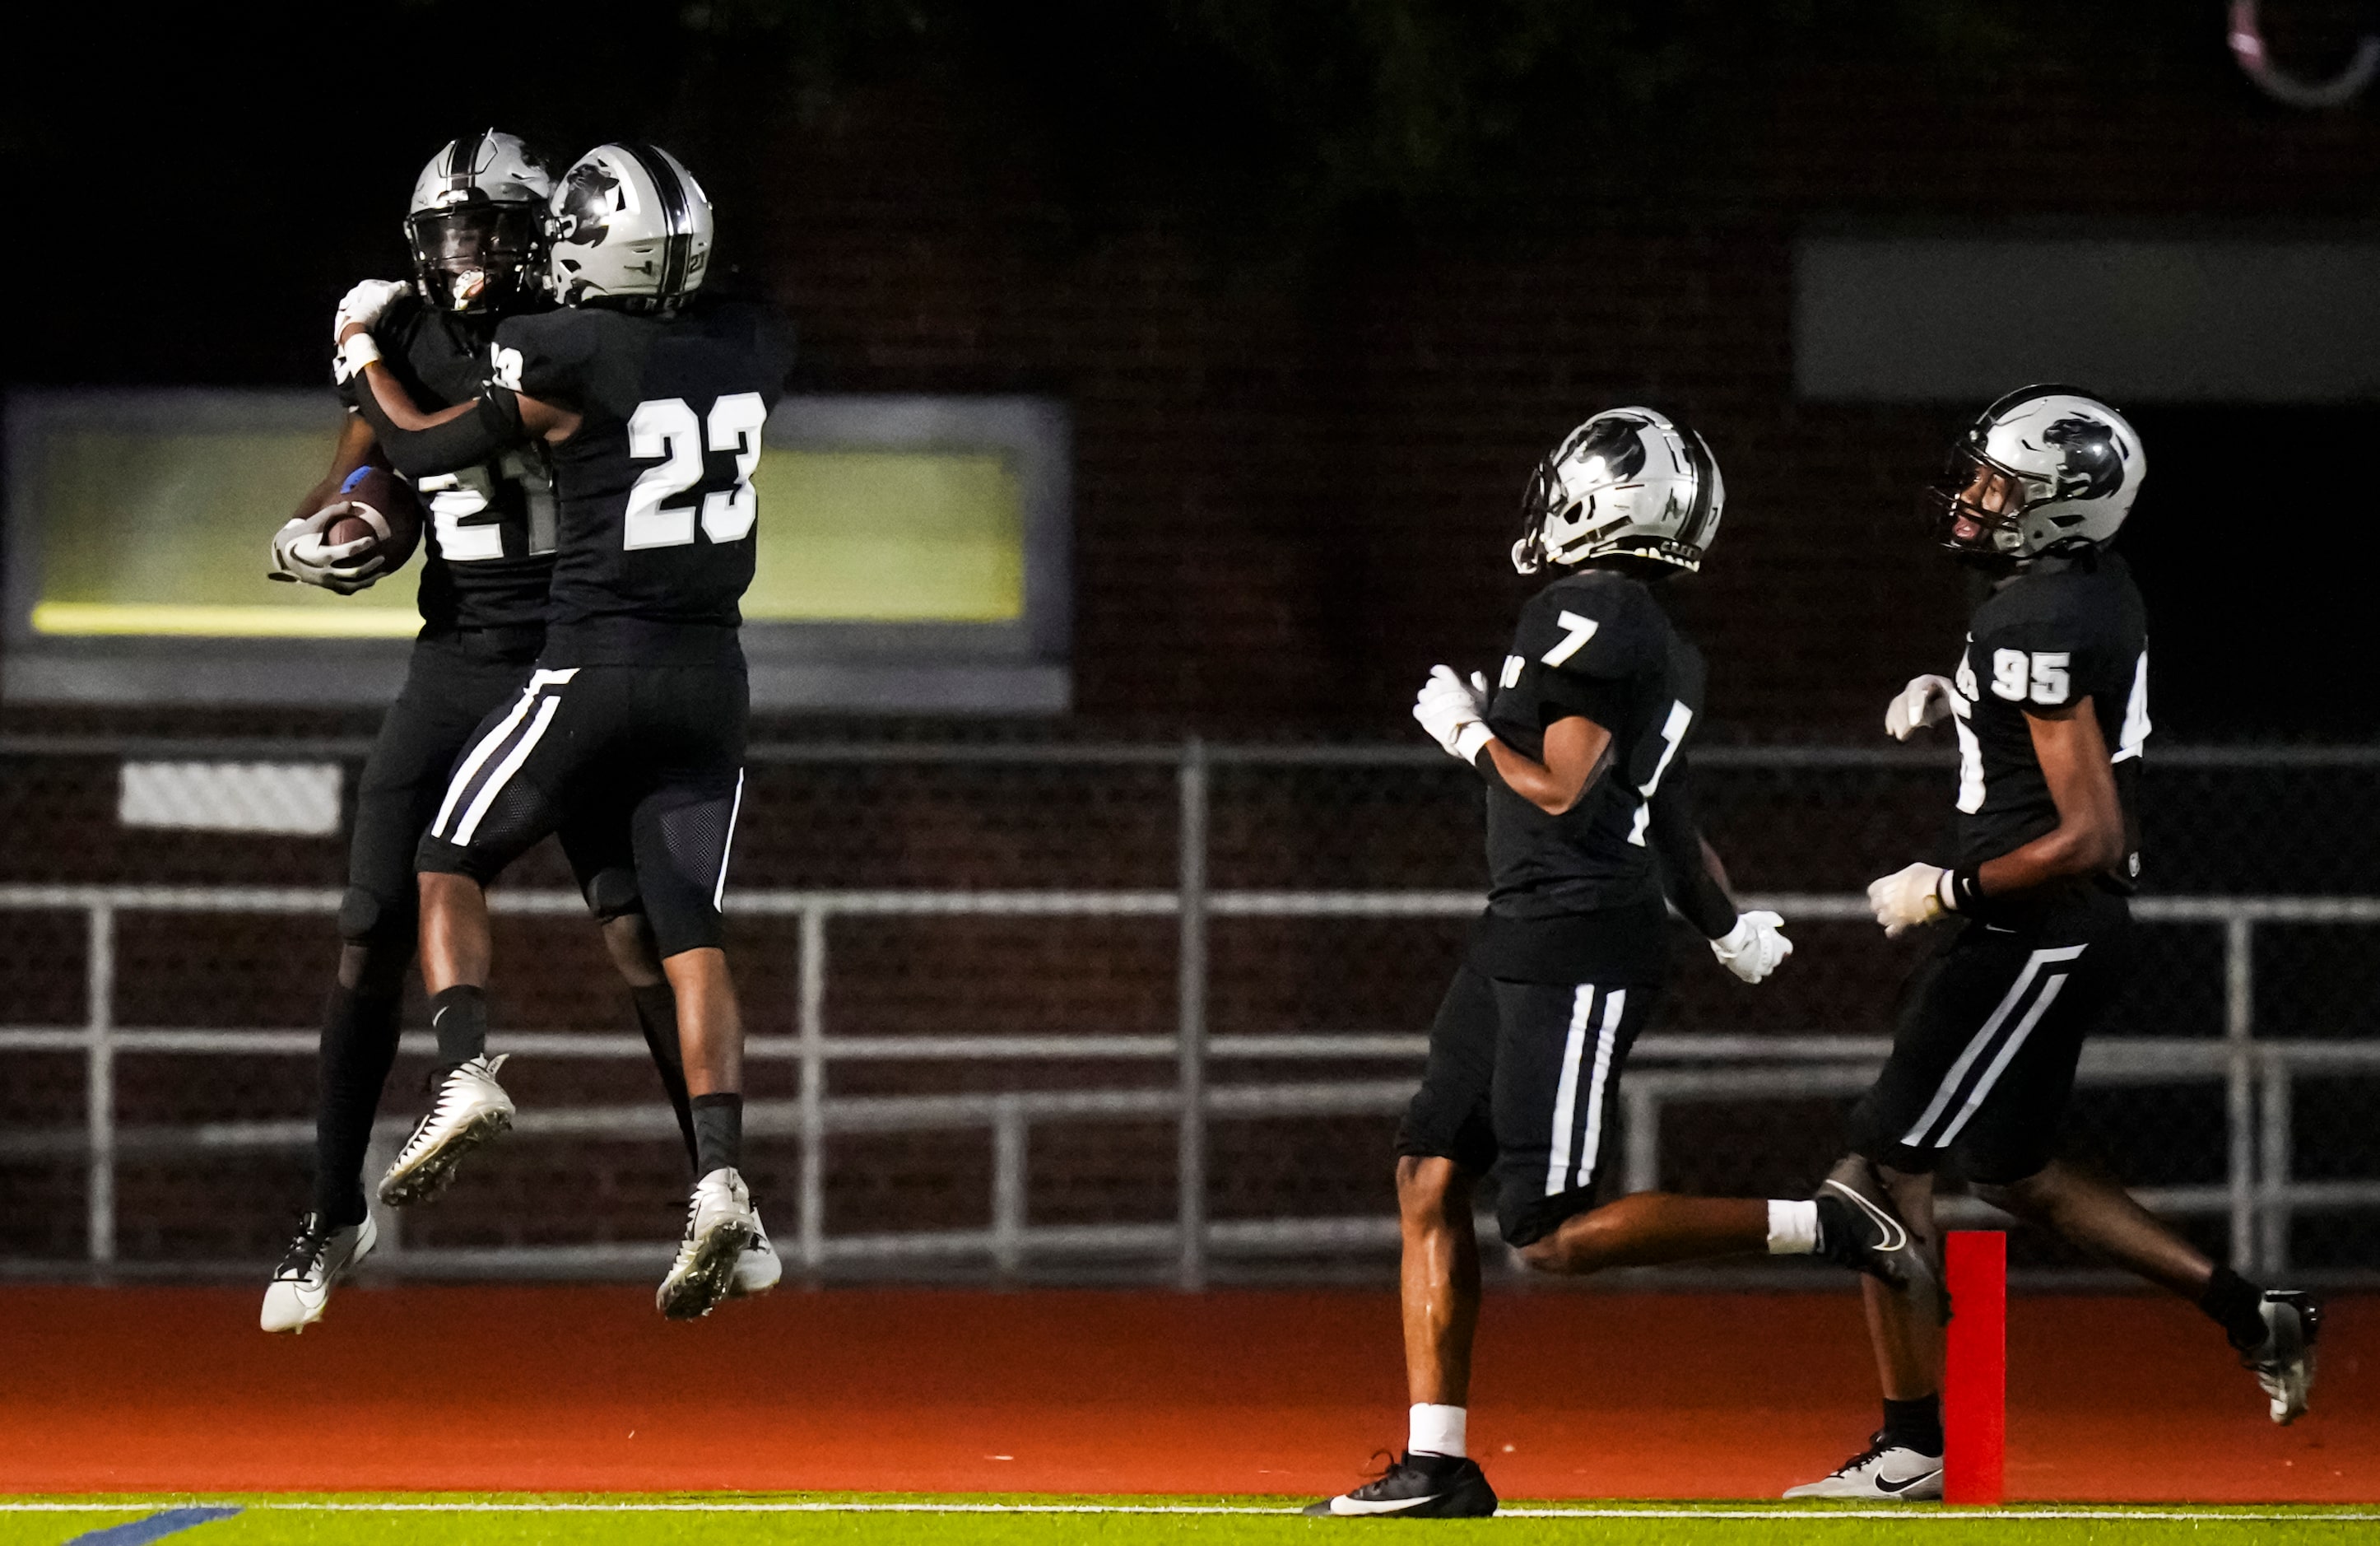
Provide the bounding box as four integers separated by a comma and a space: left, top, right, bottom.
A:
1483, 711, 1610, 814
1985, 701, 2126, 890
289, 412, 381, 522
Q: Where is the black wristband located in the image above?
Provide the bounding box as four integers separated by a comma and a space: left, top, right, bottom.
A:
1946, 866, 1984, 913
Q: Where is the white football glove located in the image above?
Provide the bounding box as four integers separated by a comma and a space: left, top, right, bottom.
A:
1412, 664, 1494, 763
1885, 674, 1959, 741
332, 278, 410, 343
1867, 861, 1952, 938
1710, 910, 1792, 984
268, 505, 385, 594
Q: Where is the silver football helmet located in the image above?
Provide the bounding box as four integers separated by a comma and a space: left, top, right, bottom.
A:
1925, 385, 2145, 562
547, 142, 714, 311
1513, 407, 1725, 575
406, 130, 555, 313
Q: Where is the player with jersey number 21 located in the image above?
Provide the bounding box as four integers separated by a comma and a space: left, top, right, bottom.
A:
1785, 388, 2322, 1502
341, 141, 797, 1321
1309, 409, 1939, 1521
259, 133, 762, 1336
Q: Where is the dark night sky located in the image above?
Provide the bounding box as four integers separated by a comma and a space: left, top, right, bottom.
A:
7, 2, 2378, 740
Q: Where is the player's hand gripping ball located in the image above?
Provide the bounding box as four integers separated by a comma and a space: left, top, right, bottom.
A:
267, 467, 424, 594
1885, 674, 1959, 741
1867, 862, 1950, 938
1710, 910, 1793, 983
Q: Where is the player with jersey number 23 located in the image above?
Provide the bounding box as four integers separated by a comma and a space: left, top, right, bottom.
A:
342, 141, 797, 1321
1786, 387, 2322, 1502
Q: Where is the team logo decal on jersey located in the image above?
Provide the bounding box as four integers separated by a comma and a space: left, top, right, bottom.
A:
2040, 416, 2128, 505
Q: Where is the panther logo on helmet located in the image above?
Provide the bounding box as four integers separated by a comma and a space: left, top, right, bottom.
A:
2042, 415, 2127, 504
555, 161, 622, 249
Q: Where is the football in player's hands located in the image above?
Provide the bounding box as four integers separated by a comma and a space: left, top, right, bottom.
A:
268, 467, 423, 594
1885, 674, 1958, 741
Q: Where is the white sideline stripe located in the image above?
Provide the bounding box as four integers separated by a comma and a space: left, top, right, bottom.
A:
1899, 943, 2087, 1147
453, 694, 561, 846
5, 1502, 2373, 1521
431, 687, 539, 838
1543, 985, 1596, 1196
714, 767, 746, 911
1572, 985, 1625, 1190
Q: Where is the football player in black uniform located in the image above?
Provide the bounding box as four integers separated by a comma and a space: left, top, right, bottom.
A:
259, 133, 764, 1333
1309, 409, 1934, 1520
341, 141, 796, 1320
1785, 388, 2320, 1501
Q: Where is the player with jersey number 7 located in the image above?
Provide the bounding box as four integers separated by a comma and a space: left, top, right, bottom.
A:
1786, 387, 2321, 1502
1305, 408, 1943, 1521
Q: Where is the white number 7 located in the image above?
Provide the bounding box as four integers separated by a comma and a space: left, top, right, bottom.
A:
1541, 610, 1600, 667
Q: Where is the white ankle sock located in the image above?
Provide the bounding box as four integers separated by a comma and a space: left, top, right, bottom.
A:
1767, 1199, 1820, 1255
1408, 1403, 1467, 1459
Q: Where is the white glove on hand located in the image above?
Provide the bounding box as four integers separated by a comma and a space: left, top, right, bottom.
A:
268, 505, 385, 594
332, 278, 410, 343
1885, 674, 1959, 741
1710, 910, 1792, 984
1867, 861, 1950, 938
1412, 664, 1494, 763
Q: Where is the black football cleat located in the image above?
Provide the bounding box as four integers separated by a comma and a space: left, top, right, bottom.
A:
1813, 1157, 1942, 1306
1303, 1451, 1498, 1518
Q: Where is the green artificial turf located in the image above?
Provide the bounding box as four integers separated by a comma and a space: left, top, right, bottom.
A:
7, 1496, 2378, 1546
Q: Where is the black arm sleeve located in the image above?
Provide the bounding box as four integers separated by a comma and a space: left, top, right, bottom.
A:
1646, 757, 1736, 939
350, 379, 524, 481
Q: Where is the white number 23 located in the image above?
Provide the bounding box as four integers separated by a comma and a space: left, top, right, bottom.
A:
623, 393, 767, 550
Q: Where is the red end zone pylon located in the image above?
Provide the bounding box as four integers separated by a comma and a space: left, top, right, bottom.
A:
1944, 1229, 2006, 1505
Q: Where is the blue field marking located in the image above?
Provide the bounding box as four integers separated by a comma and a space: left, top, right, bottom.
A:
63, 1506, 242, 1545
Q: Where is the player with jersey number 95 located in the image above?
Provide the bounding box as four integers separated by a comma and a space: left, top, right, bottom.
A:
1783, 387, 2318, 1503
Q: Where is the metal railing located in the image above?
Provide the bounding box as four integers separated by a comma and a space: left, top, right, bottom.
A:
3, 739, 2377, 1283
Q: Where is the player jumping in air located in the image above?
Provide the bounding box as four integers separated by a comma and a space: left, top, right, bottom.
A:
260, 133, 774, 1333
340, 141, 796, 1320
1308, 409, 1936, 1520
1784, 387, 2321, 1501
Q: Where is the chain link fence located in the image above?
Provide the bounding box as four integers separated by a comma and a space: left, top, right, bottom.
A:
2, 735, 2375, 1285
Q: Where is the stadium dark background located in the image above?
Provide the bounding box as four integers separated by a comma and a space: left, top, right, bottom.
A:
4, 1, 2378, 741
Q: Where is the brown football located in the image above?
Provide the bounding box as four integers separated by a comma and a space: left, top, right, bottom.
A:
323, 465, 425, 572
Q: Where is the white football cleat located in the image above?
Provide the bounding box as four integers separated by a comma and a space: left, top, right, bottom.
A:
377, 1054, 514, 1207
728, 1208, 782, 1298
1783, 1434, 1943, 1500
260, 1211, 378, 1334
2244, 1290, 2322, 1425
657, 1166, 759, 1320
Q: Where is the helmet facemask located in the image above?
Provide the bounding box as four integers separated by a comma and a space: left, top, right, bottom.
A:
408, 202, 546, 314
1922, 448, 2040, 563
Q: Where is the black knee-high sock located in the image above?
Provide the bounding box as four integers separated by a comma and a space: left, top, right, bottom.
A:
631, 983, 699, 1172
313, 985, 404, 1227
431, 985, 488, 1069
691, 1092, 742, 1178
2201, 1264, 2271, 1351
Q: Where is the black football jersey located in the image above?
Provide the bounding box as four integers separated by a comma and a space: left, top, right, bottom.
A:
1479, 569, 1707, 920
1947, 547, 2149, 882
336, 294, 558, 635
486, 296, 795, 665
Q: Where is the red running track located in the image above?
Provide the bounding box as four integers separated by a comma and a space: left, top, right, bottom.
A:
0, 1286, 2366, 1501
